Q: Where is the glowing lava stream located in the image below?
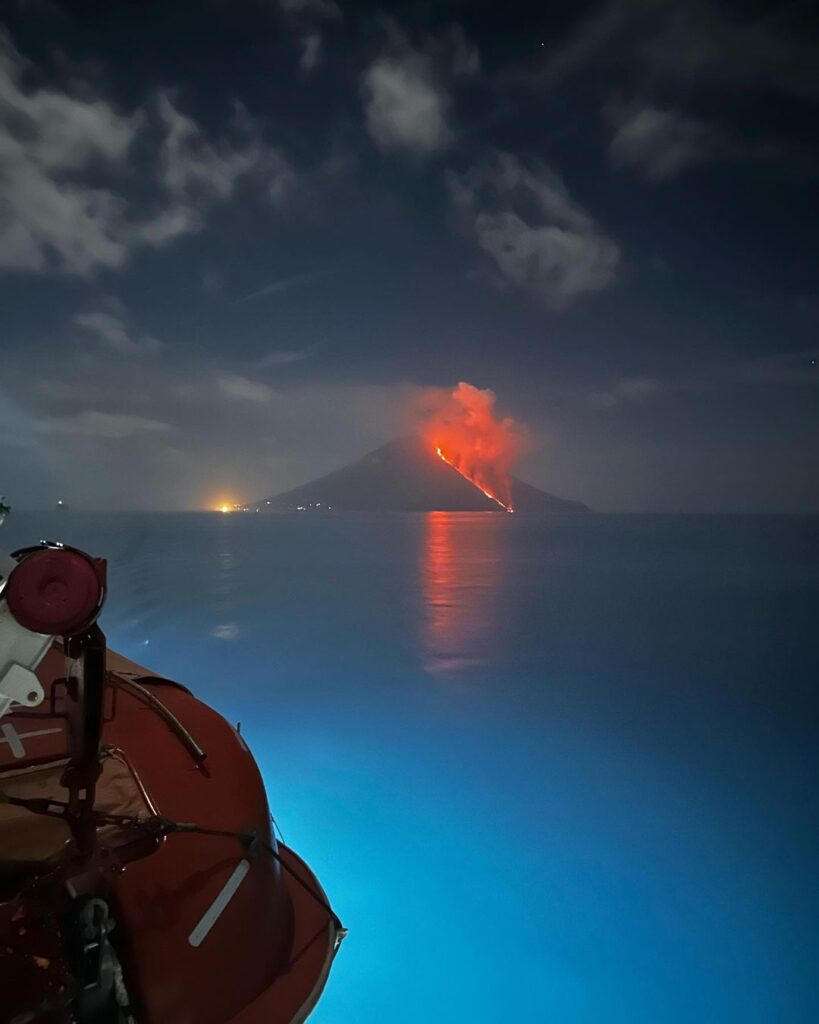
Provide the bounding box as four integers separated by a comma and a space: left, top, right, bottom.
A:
436, 448, 514, 513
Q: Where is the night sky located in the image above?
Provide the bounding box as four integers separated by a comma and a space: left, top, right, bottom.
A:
1, 0, 817, 512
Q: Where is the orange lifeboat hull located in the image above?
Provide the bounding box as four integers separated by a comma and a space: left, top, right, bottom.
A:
0, 642, 342, 1023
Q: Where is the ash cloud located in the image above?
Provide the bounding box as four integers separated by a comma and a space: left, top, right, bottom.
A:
413, 381, 527, 510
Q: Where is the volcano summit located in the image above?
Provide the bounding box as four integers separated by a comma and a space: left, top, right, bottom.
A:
258, 437, 589, 514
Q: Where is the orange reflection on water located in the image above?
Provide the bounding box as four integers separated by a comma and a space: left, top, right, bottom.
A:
421, 511, 502, 677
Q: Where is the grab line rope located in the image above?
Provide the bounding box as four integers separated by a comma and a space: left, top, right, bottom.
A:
96, 812, 346, 935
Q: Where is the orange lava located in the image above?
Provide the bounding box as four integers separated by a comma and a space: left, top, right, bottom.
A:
418, 382, 522, 513
436, 447, 513, 512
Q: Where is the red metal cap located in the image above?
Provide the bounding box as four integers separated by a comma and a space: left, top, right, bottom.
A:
6, 548, 105, 636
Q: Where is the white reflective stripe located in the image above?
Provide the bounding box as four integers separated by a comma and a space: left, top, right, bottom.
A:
188, 859, 251, 948
0, 724, 62, 759
0, 723, 24, 758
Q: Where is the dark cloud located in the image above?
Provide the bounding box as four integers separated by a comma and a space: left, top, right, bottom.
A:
588, 376, 661, 409
544, 0, 819, 98
0, 3, 816, 512
0, 325, 416, 508
279, 0, 342, 79
361, 20, 478, 155
447, 151, 621, 308
279, 0, 340, 20
0, 30, 294, 276
606, 102, 733, 180
300, 33, 323, 74
73, 307, 163, 356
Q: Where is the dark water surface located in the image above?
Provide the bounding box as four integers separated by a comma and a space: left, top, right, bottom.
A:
3, 512, 818, 1022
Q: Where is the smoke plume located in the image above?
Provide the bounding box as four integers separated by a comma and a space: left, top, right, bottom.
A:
414, 381, 525, 511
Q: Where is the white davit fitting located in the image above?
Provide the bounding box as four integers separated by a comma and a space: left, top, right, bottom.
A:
0, 553, 51, 722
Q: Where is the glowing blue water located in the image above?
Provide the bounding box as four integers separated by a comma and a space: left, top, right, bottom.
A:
3, 512, 817, 1022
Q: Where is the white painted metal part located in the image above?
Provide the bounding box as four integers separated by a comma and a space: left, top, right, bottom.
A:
0, 554, 51, 721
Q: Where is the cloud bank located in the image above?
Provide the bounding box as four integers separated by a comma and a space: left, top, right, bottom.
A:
448, 151, 621, 308
0, 31, 293, 276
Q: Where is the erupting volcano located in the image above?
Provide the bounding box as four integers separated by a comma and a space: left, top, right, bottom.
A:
257, 382, 589, 515
418, 382, 523, 512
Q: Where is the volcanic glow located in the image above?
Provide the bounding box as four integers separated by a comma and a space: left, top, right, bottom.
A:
436, 447, 512, 511
418, 382, 524, 513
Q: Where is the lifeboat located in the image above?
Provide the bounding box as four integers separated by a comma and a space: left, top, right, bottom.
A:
0, 541, 344, 1023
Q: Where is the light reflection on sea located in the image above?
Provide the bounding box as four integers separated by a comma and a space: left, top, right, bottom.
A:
2, 511, 818, 1023
421, 511, 502, 676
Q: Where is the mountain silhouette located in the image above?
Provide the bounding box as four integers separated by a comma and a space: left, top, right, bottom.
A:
258, 437, 589, 514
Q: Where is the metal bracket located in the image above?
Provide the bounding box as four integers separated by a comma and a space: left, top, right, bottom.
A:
0, 599, 49, 721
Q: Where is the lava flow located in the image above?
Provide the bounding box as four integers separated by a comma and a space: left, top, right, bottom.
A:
436, 447, 513, 512
417, 382, 524, 513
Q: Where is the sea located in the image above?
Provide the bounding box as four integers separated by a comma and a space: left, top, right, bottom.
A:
2, 511, 817, 1023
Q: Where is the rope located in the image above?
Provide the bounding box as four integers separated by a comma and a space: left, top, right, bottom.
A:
95, 812, 345, 932
1, 797, 346, 938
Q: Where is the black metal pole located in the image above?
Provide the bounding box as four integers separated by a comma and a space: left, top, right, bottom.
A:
63, 624, 106, 856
